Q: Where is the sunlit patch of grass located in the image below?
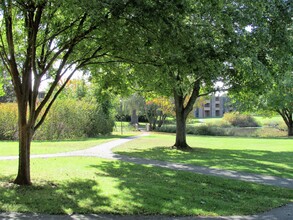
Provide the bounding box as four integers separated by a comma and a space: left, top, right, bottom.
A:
0, 135, 132, 156
0, 157, 292, 216
114, 133, 293, 178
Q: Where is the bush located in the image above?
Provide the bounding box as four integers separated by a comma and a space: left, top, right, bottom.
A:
0, 103, 18, 140
34, 99, 115, 140
223, 112, 260, 127
157, 124, 228, 136
86, 105, 115, 136
35, 99, 92, 140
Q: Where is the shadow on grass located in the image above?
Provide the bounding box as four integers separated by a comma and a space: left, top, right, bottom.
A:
91, 161, 292, 216
115, 147, 293, 179
0, 175, 110, 214
0, 159, 292, 216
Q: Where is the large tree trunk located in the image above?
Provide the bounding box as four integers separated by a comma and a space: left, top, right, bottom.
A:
288, 122, 293, 136
14, 126, 33, 185
174, 107, 190, 149
172, 80, 201, 150
277, 109, 293, 137
173, 91, 190, 150
14, 104, 34, 185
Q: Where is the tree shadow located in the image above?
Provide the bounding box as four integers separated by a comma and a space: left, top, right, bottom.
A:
91, 161, 293, 216
0, 160, 292, 217
115, 146, 293, 179
0, 175, 110, 214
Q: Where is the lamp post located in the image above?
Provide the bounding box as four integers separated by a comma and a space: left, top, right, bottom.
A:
120, 99, 123, 135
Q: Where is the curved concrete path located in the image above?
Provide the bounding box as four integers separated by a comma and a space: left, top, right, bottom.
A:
0, 134, 292, 219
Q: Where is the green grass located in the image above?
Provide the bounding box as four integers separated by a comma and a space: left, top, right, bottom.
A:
0, 135, 131, 156
254, 116, 284, 126
113, 133, 293, 179
0, 157, 292, 216
196, 117, 223, 124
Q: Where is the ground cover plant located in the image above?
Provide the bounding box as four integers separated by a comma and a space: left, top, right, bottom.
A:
0, 157, 292, 216
114, 133, 293, 179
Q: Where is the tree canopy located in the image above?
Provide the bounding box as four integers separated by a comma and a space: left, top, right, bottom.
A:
229, 0, 293, 136
115, 1, 282, 148
0, 0, 176, 185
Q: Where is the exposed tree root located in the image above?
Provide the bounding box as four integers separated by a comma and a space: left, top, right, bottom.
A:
171, 144, 193, 151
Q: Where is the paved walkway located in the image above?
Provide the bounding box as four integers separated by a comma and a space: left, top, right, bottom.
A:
0, 134, 292, 219
0, 203, 293, 220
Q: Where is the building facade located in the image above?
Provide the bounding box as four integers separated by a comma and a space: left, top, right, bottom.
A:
194, 95, 232, 118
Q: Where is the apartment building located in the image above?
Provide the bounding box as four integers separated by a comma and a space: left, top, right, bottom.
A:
194, 95, 232, 118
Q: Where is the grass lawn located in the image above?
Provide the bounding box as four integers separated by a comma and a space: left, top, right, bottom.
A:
113, 133, 293, 179
0, 157, 292, 216
254, 116, 284, 126
0, 135, 135, 156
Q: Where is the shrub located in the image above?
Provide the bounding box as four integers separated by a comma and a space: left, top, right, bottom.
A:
0, 103, 18, 140
157, 124, 228, 136
86, 105, 115, 136
35, 99, 92, 139
223, 112, 260, 127
34, 99, 115, 140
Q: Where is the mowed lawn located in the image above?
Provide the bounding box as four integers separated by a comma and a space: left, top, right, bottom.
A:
0, 157, 292, 216
113, 133, 293, 179
0, 135, 128, 156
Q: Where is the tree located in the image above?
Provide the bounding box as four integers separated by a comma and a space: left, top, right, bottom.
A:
229, 0, 293, 136
145, 97, 174, 130
125, 1, 271, 149
0, 0, 146, 185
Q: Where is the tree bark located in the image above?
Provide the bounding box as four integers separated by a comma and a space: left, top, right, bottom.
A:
130, 109, 138, 124
277, 109, 293, 137
172, 80, 201, 150
288, 121, 293, 136
14, 104, 34, 185
173, 90, 190, 150
174, 107, 190, 149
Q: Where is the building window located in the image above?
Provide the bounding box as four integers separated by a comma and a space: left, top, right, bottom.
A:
204, 110, 210, 117
216, 110, 220, 117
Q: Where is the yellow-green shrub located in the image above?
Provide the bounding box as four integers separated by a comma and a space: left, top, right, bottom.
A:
223, 112, 260, 127
0, 103, 18, 140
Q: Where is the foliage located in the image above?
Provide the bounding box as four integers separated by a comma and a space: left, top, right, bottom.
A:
223, 112, 260, 127
228, 0, 293, 136
1, 0, 164, 184
157, 124, 227, 136
120, 1, 283, 149
0, 79, 4, 97
145, 97, 174, 129
0, 71, 15, 102
157, 121, 286, 138
0, 99, 115, 141
0, 103, 18, 140
35, 99, 91, 140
